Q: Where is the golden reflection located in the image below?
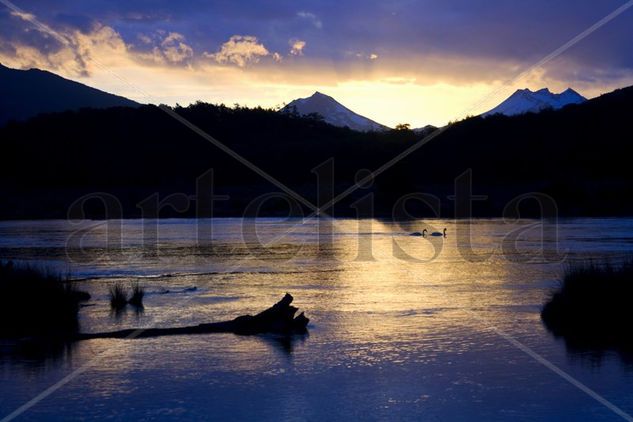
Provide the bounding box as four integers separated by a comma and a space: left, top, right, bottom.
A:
17, 218, 561, 375
292, 219, 547, 352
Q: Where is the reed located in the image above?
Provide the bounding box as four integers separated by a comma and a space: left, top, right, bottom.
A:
0, 261, 89, 338
541, 258, 633, 348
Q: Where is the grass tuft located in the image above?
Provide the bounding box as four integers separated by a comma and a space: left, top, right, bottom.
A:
541, 258, 633, 349
108, 282, 128, 310
108, 282, 145, 310
128, 282, 145, 308
0, 261, 89, 339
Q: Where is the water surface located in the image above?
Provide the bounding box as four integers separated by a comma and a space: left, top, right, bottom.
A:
1, 218, 632, 420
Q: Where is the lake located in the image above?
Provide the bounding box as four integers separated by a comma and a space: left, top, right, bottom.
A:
1, 218, 633, 421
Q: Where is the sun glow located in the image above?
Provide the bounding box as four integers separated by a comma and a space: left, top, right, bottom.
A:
2, 10, 631, 128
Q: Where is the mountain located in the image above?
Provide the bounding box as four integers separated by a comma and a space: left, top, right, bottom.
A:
0, 63, 140, 125
2, 78, 633, 219
412, 125, 438, 136
281, 91, 389, 132
483, 87, 586, 117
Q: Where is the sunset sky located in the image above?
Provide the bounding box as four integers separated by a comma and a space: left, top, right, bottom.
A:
1, 0, 632, 127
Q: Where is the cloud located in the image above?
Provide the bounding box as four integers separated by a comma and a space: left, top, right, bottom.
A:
345, 51, 378, 60
289, 39, 306, 56
205, 35, 270, 67
138, 34, 152, 44
297, 11, 322, 29
72, 24, 128, 70
2, 0, 633, 126
159, 32, 193, 63
132, 31, 194, 64
7, 9, 71, 47
0, 10, 128, 77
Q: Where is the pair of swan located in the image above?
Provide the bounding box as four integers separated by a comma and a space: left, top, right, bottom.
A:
410, 228, 447, 238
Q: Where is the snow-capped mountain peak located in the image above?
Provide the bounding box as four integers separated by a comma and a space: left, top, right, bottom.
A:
483, 87, 586, 117
281, 91, 389, 132
558, 88, 586, 104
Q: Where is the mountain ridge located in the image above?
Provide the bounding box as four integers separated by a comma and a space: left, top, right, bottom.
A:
0, 63, 140, 125
2, 83, 633, 219
483, 87, 586, 117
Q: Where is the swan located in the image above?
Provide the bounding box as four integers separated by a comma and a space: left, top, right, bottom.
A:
409, 231, 423, 237
430, 228, 447, 237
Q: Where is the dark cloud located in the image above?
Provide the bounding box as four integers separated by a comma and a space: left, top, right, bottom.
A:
2, 0, 632, 80
0, 8, 67, 56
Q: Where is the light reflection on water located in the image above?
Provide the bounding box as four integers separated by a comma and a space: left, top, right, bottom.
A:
1, 218, 633, 420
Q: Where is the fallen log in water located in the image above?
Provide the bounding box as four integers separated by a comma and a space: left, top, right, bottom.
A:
76, 293, 309, 340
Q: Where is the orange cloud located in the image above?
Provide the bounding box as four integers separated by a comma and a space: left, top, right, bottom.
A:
289, 39, 306, 56
204, 35, 271, 68
2, 10, 632, 127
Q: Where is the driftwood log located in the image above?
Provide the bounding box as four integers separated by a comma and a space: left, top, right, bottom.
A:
77, 293, 309, 340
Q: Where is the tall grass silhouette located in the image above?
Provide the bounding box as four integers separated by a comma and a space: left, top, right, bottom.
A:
542, 258, 633, 349
0, 261, 89, 338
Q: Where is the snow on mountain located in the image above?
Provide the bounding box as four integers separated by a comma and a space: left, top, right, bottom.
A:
483, 88, 586, 117
281, 91, 389, 132
412, 125, 438, 136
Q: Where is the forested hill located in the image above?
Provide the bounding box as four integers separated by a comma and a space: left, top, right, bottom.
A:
0, 63, 140, 125
1, 85, 632, 219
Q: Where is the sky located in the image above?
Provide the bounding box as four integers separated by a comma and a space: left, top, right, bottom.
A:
1, 0, 632, 127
